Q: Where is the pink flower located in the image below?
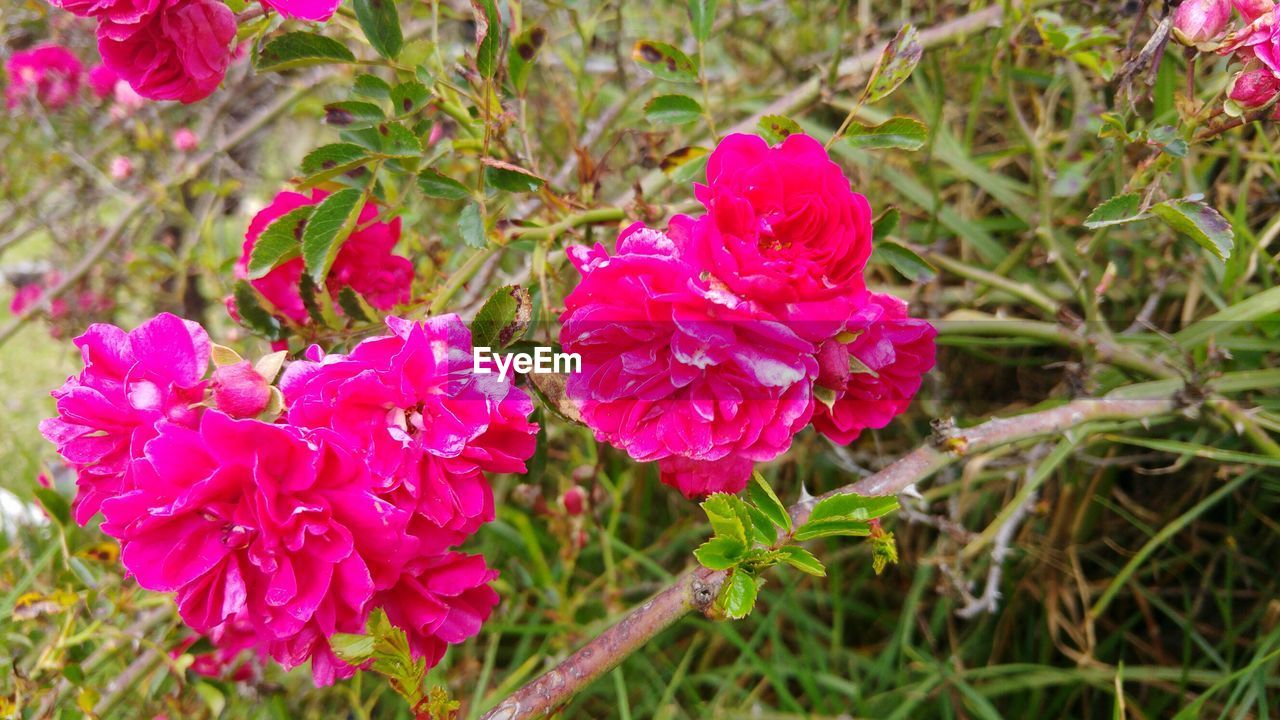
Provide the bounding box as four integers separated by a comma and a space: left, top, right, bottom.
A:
1228, 66, 1280, 108
1235, 0, 1275, 22
375, 552, 499, 664
1222, 11, 1280, 69
1173, 0, 1232, 46
211, 361, 271, 418
9, 284, 44, 315
658, 455, 754, 498
5, 44, 83, 110
109, 155, 133, 180
172, 127, 199, 151
100, 412, 414, 685
233, 189, 413, 326
40, 313, 210, 524
97, 0, 235, 104
260, 0, 341, 22
560, 224, 817, 498
811, 293, 936, 445
87, 64, 119, 98
280, 315, 538, 540
681, 133, 874, 341
48, 0, 162, 28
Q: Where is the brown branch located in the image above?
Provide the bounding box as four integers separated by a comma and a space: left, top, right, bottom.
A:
478, 396, 1180, 720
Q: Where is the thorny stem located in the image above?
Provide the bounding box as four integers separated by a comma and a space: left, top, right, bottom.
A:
480, 396, 1182, 720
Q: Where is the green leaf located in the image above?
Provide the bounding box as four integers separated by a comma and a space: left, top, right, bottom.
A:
330, 632, 376, 664
809, 493, 899, 523
457, 202, 486, 248
644, 94, 703, 125
483, 159, 545, 193
757, 115, 802, 145
792, 519, 873, 541
352, 73, 392, 100
843, 117, 928, 151
247, 205, 312, 279
661, 146, 709, 183
390, 80, 429, 114
417, 168, 472, 200
324, 100, 385, 128
688, 0, 718, 42
509, 25, 547, 93
337, 286, 376, 322
872, 240, 937, 282
301, 188, 364, 282
256, 32, 355, 72
700, 493, 747, 545
353, 0, 402, 60
232, 281, 283, 340
301, 143, 369, 177
863, 24, 922, 103
1150, 198, 1234, 261
632, 40, 699, 83
777, 546, 826, 576
745, 505, 777, 545
377, 121, 423, 158
747, 472, 790, 532
694, 536, 746, 570
471, 0, 502, 77
1083, 193, 1146, 229
717, 571, 761, 620
471, 285, 533, 349
871, 531, 898, 575
33, 488, 69, 526
872, 208, 900, 242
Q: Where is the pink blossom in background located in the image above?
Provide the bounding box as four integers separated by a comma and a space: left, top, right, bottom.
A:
109, 155, 133, 180
210, 361, 271, 418
172, 127, 199, 151
811, 293, 937, 445
682, 132, 875, 341
40, 313, 210, 524
234, 189, 413, 325
280, 315, 538, 542
87, 64, 118, 98
1173, 0, 1232, 46
560, 223, 817, 498
4, 45, 84, 110
376, 552, 499, 664
260, 0, 342, 22
97, 0, 236, 104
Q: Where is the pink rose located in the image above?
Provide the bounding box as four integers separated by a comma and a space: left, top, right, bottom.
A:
87, 64, 119, 98
682, 133, 874, 341
48, 0, 162, 29
109, 155, 133, 180
233, 189, 413, 326
1228, 67, 1280, 108
5, 44, 83, 110
211, 361, 271, 418
97, 0, 235, 104
260, 0, 341, 22
1173, 0, 1232, 46
375, 552, 499, 664
172, 127, 199, 151
1222, 11, 1280, 70
1234, 0, 1276, 22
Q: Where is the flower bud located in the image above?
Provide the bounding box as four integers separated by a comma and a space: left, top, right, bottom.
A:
211, 361, 271, 418
561, 486, 586, 516
1173, 0, 1232, 46
1234, 0, 1275, 22
815, 338, 851, 391
172, 128, 199, 152
109, 155, 133, 180
1228, 67, 1280, 108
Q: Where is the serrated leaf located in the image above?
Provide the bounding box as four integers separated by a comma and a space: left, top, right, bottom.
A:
233, 281, 283, 340
33, 487, 69, 526
330, 632, 376, 664
247, 206, 312, 279
701, 493, 747, 545
377, 121, 423, 158
694, 536, 746, 570
864, 24, 922, 104
458, 202, 486, 248
483, 158, 545, 193
1150, 198, 1234, 261
298, 272, 328, 326
353, 73, 392, 100
354, 0, 402, 60
418, 168, 472, 200
471, 0, 502, 77
745, 505, 777, 545
301, 143, 369, 177
872, 240, 936, 282
777, 546, 826, 576
689, 0, 718, 42
872, 207, 900, 242
644, 94, 703, 125
390, 80, 429, 114
792, 519, 873, 541
509, 25, 547, 93
632, 40, 699, 83
758, 114, 801, 144
809, 493, 899, 523
844, 116, 928, 150
717, 571, 761, 619
337, 286, 376, 322
748, 472, 790, 532
256, 32, 355, 72
1083, 193, 1146, 229
471, 285, 532, 349
324, 100, 385, 127
301, 188, 364, 282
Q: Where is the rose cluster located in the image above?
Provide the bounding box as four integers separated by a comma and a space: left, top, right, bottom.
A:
560, 133, 937, 499
1173, 0, 1280, 113
41, 312, 538, 684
